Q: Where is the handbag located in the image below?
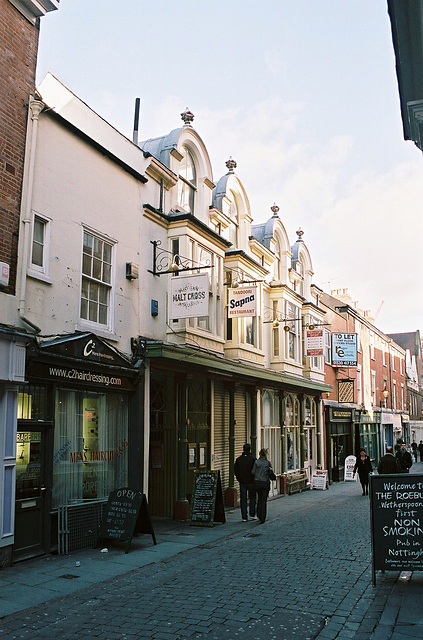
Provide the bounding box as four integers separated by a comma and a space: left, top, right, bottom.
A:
268, 466, 276, 481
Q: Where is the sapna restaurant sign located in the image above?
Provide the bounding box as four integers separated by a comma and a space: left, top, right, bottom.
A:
228, 287, 257, 318
169, 273, 209, 319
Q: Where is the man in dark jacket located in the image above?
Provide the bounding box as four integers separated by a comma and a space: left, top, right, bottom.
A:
234, 444, 256, 521
395, 443, 413, 473
378, 446, 401, 474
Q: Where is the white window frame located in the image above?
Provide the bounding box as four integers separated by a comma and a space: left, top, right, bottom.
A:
28, 212, 51, 282
79, 227, 115, 332
324, 329, 331, 364
370, 331, 375, 360
357, 365, 362, 405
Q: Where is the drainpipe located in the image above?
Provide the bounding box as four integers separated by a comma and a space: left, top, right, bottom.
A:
18, 95, 43, 334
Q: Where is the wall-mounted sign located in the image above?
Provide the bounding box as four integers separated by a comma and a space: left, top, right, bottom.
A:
228, 287, 257, 317
331, 333, 357, 367
306, 329, 324, 356
169, 273, 209, 320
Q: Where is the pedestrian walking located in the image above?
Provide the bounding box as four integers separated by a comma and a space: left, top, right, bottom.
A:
419, 440, 423, 462
251, 448, 275, 524
234, 443, 256, 522
395, 442, 413, 473
353, 448, 373, 495
411, 440, 418, 463
377, 446, 401, 474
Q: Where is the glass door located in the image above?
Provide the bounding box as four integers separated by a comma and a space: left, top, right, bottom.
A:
14, 425, 47, 560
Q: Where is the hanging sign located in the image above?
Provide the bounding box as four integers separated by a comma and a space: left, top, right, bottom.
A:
228, 287, 257, 317
306, 329, 324, 356
169, 273, 209, 319
331, 333, 358, 367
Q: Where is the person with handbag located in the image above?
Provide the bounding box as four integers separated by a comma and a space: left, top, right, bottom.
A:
234, 443, 257, 522
251, 448, 275, 524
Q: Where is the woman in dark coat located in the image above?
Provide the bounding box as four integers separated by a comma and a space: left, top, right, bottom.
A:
353, 448, 373, 496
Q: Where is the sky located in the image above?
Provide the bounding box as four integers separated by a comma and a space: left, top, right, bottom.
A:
36, 0, 423, 335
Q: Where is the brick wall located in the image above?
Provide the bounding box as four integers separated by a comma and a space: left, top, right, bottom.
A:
0, 0, 39, 295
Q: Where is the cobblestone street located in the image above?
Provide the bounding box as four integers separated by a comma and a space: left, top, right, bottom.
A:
0, 479, 422, 639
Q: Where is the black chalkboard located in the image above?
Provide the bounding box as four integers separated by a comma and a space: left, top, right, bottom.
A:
96, 487, 156, 553
370, 473, 423, 585
190, 470, 226, 527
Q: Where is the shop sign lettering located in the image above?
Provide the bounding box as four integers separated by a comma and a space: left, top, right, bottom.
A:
68, 439, 128, 463
371, 475, 423, 579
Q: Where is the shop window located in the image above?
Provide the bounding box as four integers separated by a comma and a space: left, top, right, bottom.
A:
17, 384, 50, 420
81, 230, 113, 328
52, 389, 128, 507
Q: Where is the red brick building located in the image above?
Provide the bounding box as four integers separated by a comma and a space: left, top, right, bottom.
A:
319, 289, 406, 482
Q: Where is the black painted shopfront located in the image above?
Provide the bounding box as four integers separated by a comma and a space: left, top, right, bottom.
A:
14, 333, 141, 560
325, 406, 356, 483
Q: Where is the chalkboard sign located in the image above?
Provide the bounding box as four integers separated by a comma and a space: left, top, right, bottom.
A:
96, 487, 156, 553
190, 470, 226, 527
370, 473, 423, 585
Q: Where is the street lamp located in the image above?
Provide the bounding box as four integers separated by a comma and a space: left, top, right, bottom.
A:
382, 385, 389, 408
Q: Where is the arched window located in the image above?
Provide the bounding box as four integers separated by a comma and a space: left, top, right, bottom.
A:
178, 148, 196, 213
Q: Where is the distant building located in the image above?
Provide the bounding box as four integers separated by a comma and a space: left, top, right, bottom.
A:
319, 289, 407, 481
387, 331, 423, 443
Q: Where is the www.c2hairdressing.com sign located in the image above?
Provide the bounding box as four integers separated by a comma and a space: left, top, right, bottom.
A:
169, 273, 209, 319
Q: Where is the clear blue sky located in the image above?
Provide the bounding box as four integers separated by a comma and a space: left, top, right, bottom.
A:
36, 0, 423, 334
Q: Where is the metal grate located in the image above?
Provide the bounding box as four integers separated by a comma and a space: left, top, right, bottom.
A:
58, 500, 107, 554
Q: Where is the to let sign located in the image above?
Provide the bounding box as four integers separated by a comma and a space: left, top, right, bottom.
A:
370, 474, 423, 584
331, 333, 357, 367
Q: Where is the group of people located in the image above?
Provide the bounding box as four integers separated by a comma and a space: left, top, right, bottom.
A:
353, 442, 415, 496
411, 440, 423, 463
234, 444, 275, 524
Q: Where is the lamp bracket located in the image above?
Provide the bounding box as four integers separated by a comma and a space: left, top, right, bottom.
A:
148, 240, 212, 276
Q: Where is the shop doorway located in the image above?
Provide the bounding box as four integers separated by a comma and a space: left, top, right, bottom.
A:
331, 434, 347, 482
14, 424, 49, 561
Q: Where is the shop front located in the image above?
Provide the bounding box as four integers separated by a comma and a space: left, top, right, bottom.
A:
14, 333, 140, 560
325, 406, 355, 482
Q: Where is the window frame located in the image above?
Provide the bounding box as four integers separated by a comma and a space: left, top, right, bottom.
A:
177, 147, 197, 213
28, 212, 51, 281
80, 228, 115, 331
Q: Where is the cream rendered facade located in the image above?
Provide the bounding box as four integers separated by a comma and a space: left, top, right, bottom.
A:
12, 73, 331, 546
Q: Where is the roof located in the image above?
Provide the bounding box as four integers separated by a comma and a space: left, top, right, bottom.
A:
388, 0, 423, 148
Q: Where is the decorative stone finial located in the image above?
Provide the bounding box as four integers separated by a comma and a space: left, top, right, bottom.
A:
226, 157, 237, 173
270, 203, 280, 216
296, 227, 304, 241
181, 107, 194, 127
